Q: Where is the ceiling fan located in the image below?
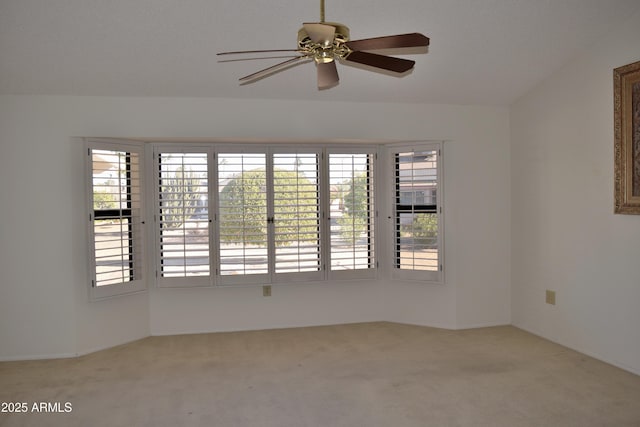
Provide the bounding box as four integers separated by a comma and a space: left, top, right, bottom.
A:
217, 0, 430, 90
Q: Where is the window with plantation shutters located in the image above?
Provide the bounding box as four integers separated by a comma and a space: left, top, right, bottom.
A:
157, 151, 210, 286
85, 140, 450, 292
390, 144, 443, 282
328, 152, 375, 277
149, 146, 384, 287
87, 140, 146, 300
273, 152, 321, 276
217, 152, 269, 283
216, 150, 322, 285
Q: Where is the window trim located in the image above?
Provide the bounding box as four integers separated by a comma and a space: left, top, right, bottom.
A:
85, 138, 147, 300
270, 147, 325, 283
153, 145, 214, 288
215, 146, 327, 286
325, 147, 378, 281
149, 143, 379, 288
214, 146, 271, 286
387, 142, 444, 284
86, 139, 447, 294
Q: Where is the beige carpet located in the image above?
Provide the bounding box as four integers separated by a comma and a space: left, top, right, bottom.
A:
1, 322, 639, 427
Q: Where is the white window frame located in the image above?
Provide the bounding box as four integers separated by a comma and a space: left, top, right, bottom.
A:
215, 146, 270, 286
153, 145, 214, 288
326, 147, 378, 281
387, 142, 444, 283
85, 138, 147, 300
215, 145, 325, 286
147, 143, 379, 288
270, 146, 324, 283
83, 139, 450, 291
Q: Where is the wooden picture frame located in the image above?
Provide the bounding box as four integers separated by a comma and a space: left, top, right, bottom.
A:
614, 60, 640, 214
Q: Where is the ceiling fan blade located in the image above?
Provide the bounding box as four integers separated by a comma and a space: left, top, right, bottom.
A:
344, 51, 415, 73
219, 56, 302, 63
218, 49, 301, 56
317, 61, 339, 89
303, 23, 336, 46
345, 33, 429, 51
239, 56, 311, 82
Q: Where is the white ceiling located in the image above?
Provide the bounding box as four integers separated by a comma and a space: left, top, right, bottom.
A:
1, 0, 639, 105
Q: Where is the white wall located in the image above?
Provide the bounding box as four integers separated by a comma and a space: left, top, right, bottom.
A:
0, 97, 151, 360
380, 105, 511, 329
0, 95, 510, 359
511, 9, 640, 374
0, 98, 77, 359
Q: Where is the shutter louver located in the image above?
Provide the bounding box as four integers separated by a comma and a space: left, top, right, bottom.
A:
395, 150, 439, 271
273, 153, 321, 274
158, 153, 210, 278
91, 149, 142, 287
329, 153, 375, 271
218, 153, 268, 276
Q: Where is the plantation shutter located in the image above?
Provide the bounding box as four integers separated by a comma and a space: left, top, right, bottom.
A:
272, 152, 322, 278
157, 151, 210, 286
87, 140, 146, 300
217, 152, 269, 285
328, 153, 375, 276
393, 147, 441, 280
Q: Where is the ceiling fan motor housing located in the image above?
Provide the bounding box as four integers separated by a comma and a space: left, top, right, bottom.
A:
298, 22, 351, 64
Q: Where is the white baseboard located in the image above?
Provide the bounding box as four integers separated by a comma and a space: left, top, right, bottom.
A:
9, 321, 635, 379
0, 352, 77, 362
150, 319, 384, 337
453, 321, 512, 330
0, 336, 150, 362
383, 318, 511, 331
512, 322, 640, 377
382, 318, 457, 330
74, 335, 150, 358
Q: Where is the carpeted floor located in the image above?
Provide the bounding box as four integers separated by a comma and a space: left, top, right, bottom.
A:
1, 322, 639, 427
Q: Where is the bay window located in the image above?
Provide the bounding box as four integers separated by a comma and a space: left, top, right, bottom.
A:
86, 140, 444, 295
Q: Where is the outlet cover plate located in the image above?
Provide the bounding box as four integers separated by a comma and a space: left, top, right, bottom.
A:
545, 290, 556, 305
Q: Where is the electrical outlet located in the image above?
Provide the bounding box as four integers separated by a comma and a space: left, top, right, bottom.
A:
545, 290, 556, 305
263, 285, 271, 297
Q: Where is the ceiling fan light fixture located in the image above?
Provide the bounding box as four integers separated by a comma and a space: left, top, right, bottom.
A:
217, 0, 429, 89
298, 23, 351, 64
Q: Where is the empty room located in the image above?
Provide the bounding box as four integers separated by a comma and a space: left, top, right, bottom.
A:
1, 0, 640, 426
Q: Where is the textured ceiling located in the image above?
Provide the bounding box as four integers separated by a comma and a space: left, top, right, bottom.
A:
1, 0, 639, 105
